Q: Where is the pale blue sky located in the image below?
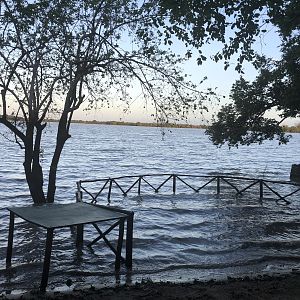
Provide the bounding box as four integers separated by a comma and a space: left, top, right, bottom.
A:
74, 26, 299, 126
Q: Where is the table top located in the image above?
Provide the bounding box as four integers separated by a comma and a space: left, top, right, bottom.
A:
8, 202, 128, 229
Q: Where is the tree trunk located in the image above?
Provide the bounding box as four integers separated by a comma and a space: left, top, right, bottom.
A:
24, 161, 46, 204
23, 123, 46, 204
47, 114, 70, 203
47, 80, 79, 203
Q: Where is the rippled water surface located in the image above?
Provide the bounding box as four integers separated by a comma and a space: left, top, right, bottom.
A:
0, 124, 300, 293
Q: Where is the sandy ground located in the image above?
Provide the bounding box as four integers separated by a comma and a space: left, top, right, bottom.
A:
1, 273, 300, 300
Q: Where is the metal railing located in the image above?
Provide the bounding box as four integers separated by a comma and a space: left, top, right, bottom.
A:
76, 174, 300, 205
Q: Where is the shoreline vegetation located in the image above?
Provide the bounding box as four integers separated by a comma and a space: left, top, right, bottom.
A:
70, 119, 300, 133
4, 115, 300, 132
70, 119, 209, 129
3, 273, 300, 299
51, 118, 300, 133
282, 124, 300, 133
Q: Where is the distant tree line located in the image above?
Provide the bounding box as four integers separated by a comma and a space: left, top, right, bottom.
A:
282, 124, 300, 133
5, 114, 300, 132
71, 120, 300, 133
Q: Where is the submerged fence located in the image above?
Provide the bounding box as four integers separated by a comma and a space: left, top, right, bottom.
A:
76, 174, 300, 205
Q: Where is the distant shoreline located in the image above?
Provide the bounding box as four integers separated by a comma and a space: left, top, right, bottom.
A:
69, 119, 300, 133
282, 124, 300, 133
5, 115, 300, 132
70, 119, 208, 129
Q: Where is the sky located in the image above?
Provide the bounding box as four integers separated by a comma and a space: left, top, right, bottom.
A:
74, 25, 298, 126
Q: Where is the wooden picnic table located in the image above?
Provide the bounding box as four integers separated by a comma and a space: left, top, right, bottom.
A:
6, 202, 134, 291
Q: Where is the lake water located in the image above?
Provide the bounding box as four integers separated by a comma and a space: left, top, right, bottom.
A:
0, 124, 300, 294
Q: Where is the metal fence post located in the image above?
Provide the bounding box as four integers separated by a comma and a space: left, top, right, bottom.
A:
260, 179, 264, 199
138, 176, 142, 195
107, 178, 113, 203
217, 176, 220, 194
76, 181, 83, 202
173, 174, 176, 194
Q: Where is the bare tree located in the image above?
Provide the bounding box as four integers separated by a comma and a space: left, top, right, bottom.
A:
0, 0, 211, 203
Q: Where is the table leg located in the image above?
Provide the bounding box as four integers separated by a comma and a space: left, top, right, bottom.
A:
115, 218, 124, 270
6, 211, 14, 268
76, 224, 84, 247
40, 228, 54, 292
125, 212, 134, 268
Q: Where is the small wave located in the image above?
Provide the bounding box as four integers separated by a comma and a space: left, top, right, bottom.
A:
265, 221, 300, 232
241, 240, 300, 250
137, 255, 300, 273
133, 236, 216, 247
181, 246, 241, 256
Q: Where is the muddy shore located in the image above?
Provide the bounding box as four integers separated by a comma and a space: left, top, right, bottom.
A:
2, 273, 300, 300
